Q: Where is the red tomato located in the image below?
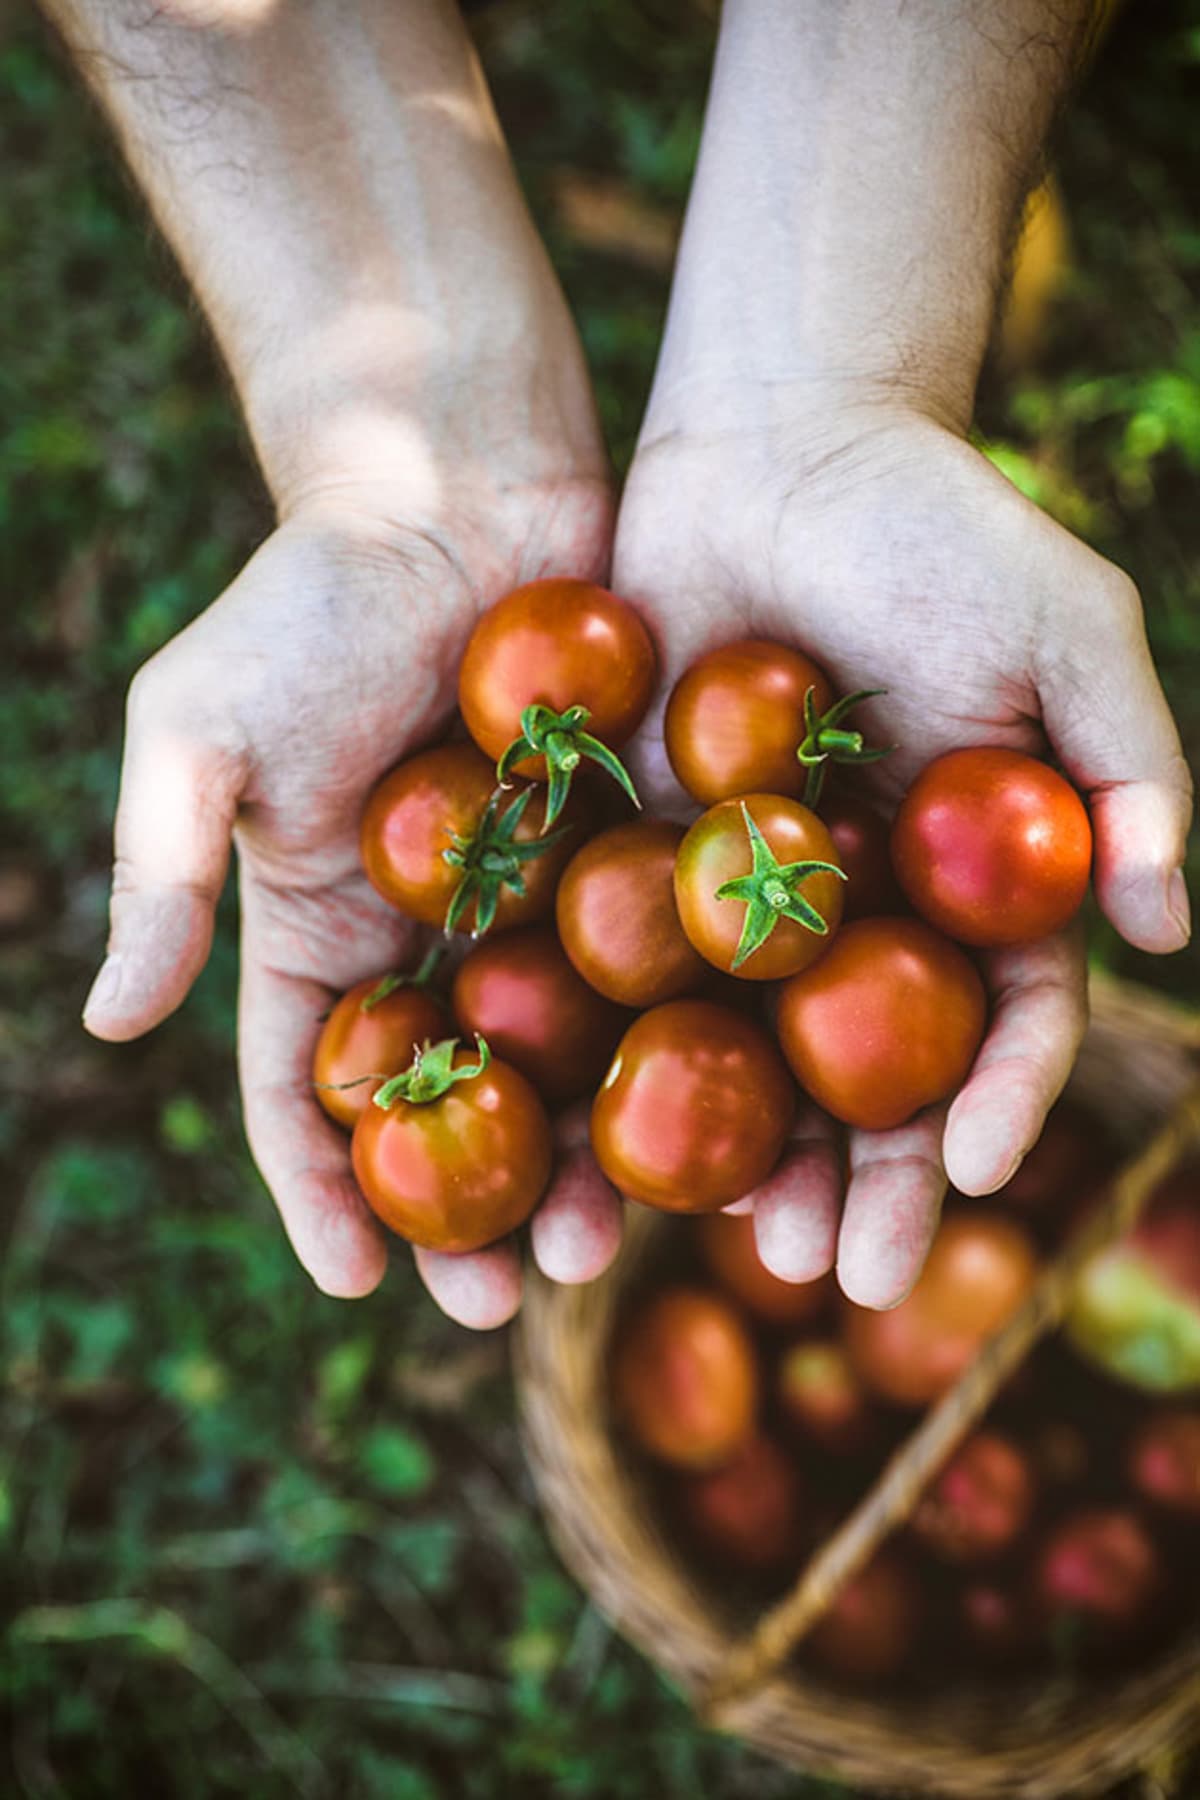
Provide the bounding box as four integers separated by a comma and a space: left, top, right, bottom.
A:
555, 819, 710, 1008
663, 639, 834, 805
351, 1043, 551, 1253
777, 1340, 877, 1455
1030, 1508, 1162, 1655
612, 1287, 758, 1469
1126, 1410, 1200, 1517
313, 974, 450, 1130
457, 578, 656, 772
678, 1435, 803, 1570
959, 1583, 1031, 1663
674, 795, 845, 981
590, 1000, 795, 1212
698, 1211, 832, 1327
775, 916, 986, 1130
818, 790, 903, 920
911, 1430, 1035, 1564
807, 1549, 922, 1684
890, 747, 1092, 947
359, 742, 584, 934
999, 1098, 1113, 1212
450, 924, 629, 1106
843, 1212, 1039, 1406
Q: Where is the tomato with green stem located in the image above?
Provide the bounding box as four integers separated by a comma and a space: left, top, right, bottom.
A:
450, 923, 630, 1106
351, 1036, 552, 1252
674, 795, 845, 980
775, 916, 986, 1130
313, 950, 451, 1128
590, 999, 795, 1212
555, 818, 709, 1007
359, 741, 584, 936
890, 746, 1092, 947
458, 578, 656, 826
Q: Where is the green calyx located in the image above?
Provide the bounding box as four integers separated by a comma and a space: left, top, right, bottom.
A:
442, 785, 573, 937
796, 685, 892, 808
715, 803, 846, 971
361, 942, 445, 1012
372, 1036, 491, 1110
495, 702, 641, 830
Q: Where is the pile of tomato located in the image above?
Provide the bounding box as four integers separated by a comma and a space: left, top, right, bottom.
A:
313, 575, 1097, 1257
611, 1113, 1200, 1688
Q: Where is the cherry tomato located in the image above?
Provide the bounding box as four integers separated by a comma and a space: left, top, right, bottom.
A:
777, 1340, 878, 1455
555, 818, 710, 1008
663, 638, 834, 805
999, 1098, 1113, 1213
911, 1430, 1035, 1564
843, 1211, 1039, 1407
775, 916, 986, 1130
359, 742, 584, 934
891, 747, 1092, 947
450, 924, 630, 1106
807, 1549, 922, 1684
351, 1041, 552, 1253
818, 789, 903, 920
458, 578, 657, 772
1126, 1410, 1200, 1517
678, 1435, 803, 1571
591, 1000, 795, 1212
674, 795, 845, 981
959, 1583, 1031, 1663
612, 1287, 758, 1469
1030, 1508, 1162, 1656
698, 1211, 832, 1327
313, 973, 450, 1130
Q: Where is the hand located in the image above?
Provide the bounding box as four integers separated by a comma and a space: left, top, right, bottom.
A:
614, 398, 1192, 1307
83, 451, 625, 1328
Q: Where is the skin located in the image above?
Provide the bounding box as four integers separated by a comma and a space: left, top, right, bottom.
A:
555, 818, 710, 1008
312, 975, 450, 1130
64, 0, 1190, 1322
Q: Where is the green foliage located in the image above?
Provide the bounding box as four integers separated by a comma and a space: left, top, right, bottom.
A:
1, 2, 1198, 1797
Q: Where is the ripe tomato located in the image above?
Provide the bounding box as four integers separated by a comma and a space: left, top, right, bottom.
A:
818, 790, 903, 920
313, 972, 450, 1130
698, 1211, 832, 1327
890, 747, 1092, 947
450, 923, 629, 1107
678, 1435, 803, 1570
612, 1287, 758, 1469
807, 1549, 922, 1684
674, 795, 845, 981
777, 1340, 877, 1455
359, 742, 584, 935
843, 1211, 1039, 1406
959, 1583, 1030, 1663
999, 1098, 1113, 1212
351, 1039, 552, 1253
457, 578, 656, 772
1030, 1508, 1162, 1655
911, 1430, 1035, 1564
775, 916, 986, 1130
663, 638, 834, 805
1126, 1409, 1200, 1517
590, 1000, 795, 1212
555, 818, 710, 1008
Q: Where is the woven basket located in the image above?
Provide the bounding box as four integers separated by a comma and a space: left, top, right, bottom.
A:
515, 974, 1200, 1798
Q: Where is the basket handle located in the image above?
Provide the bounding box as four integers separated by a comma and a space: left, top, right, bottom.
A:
703, 1074, 1200, 1719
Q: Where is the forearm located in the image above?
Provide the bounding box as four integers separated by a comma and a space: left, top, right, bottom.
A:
649, 0, 1097, 434
44, 0, 601, 509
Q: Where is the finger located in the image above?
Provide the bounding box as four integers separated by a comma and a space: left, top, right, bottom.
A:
239, 950, 388, 1301
84, 660, 246, 1040
414, 1243, 523, 1331
943, 928, 1087, 1197
1038, 567, 1192, 953
530, 1113, 624, 1285
751, 1103, 843, 1283
837, 1108, 948, 1310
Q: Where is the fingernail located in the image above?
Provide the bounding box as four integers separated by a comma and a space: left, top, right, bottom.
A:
1167, 867, 1191, 946
83, 957, 122, 1021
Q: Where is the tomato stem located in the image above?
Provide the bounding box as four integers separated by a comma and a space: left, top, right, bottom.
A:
442, 786, 574, 937
373, 1036, 491, 1109
361, 943, 446, 1012
496, 701, 641, 829
796, 686, 893, 809
714, 802, 846, 971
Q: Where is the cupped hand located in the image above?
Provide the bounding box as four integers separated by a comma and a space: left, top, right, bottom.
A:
614, 401, 1192, 1308
83, 465, 624, 1327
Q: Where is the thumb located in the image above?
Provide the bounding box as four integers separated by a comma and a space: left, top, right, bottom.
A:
1039, 565, 1192, 955
84, 659, 246, 1040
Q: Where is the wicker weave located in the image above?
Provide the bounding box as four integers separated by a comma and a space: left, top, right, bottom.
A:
515, 974, 1200, 1798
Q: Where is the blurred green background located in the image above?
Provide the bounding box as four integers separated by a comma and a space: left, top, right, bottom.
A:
3, 2, 1200, 1795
